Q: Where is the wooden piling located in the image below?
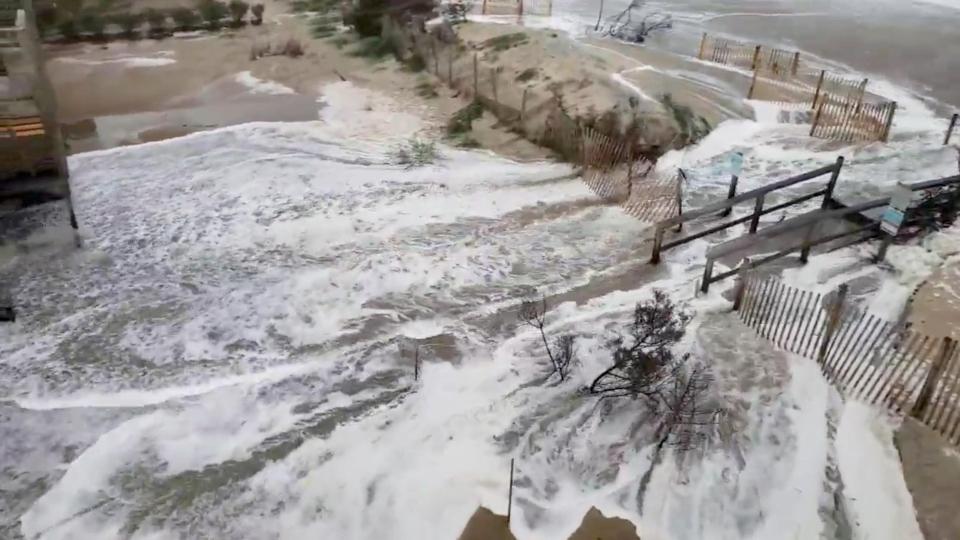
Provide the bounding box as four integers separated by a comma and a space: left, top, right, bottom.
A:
945, 113, 958, 145
506, 458, 515, 526
816, 284, 848, 366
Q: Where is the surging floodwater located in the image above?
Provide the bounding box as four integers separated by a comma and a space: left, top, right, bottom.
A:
4, 0, 960, 531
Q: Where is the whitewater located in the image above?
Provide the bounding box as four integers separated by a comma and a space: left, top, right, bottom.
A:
3, 11, 960, 540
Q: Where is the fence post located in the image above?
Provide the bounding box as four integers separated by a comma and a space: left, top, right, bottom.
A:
811, 69, 826, 109
911, 337, 954, 418
816, 284, 849, 366
447, 48, 453, 84
732, 259, 751, 310
945, 113, 958, 145
881, 102, 897, 142
520, 87, 528, 125
747, 69, 759, 100
720, 173, 738, 217
506, 458, 515, 527
791, 51, 800, 76
650, 226, 665, 264
810, 101, 824, 137
472, 53, 478, 96
674, 171, 684, 231
700, 258, 715, 294
750, 44, 761, 71
748, 194, 764, 233
821, 156, 844, 208
697, 32, 707, 59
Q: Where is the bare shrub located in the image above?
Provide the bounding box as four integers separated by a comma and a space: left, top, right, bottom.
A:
280, 37, 305, 57
518, 296, 576, 381
392, 138, 439, 168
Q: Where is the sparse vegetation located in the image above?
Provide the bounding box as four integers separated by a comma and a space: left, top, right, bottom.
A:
392, 138, 439, 168
415, 77, 438, 98
144, 9, 167, 36
228, 0, 250, 27
77, 9, 106, 39
456, 135, 481, 148
519, 296, 577, 381
197, 0, 228, 29
311, 16, 339, 38
447, 100, 483, 136
171, 7, 200, 31
484, 32, 528, 51
112, 12, 145, 38
328, 34, 352, 49
250, 3, 265, 25
405, 51, 426, 72
661, 93, 711, 146
515, 67, 537, 82
349, 36, 394, 60
57, 18, 79, 40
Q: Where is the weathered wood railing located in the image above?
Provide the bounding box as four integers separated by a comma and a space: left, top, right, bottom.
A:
649, 157, 844, 264
702, 173, 960, 292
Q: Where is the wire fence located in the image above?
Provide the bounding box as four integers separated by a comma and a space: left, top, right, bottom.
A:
735, 276, 960, 446
387, 19, 680, 223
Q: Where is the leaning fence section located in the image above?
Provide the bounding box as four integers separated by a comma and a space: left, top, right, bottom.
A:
810, 99, 897, 143
735, 276, 960, 447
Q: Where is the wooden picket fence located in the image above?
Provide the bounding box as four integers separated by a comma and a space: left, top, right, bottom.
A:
698, 33, 800, 75
734, 276, 960, 446
479, 0, 551, 16
810, 98, 897, 143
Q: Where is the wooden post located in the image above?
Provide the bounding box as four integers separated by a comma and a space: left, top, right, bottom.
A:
732, 259, 751, 311
748, 194, 764, 233
750, 44, 761, 71
881, 102, 897, 142
799, 221, 818, 263
791, 51, 800, 76
491, 67, 498, 105
506, 458, 515, 526
945, 113, 958, 145
874, 234, 893, 263
447, 48, 453, 84
810, 101, 824, 137
697, 32, 707, 59
473, 53, 478, 96
650, 226, 665, 264
520, 87, 528, 124
414, 345, 420, 381
911, 337, 954, 418
811, 69, 826, 109
482, 0, 488, 14
821, 156, 844, 208
675, 171, 684, 231
720, 174, 738, 217
747, 68, 759, 100
595, 0, 604, 31
700, 258, 714, 294
816, 284, 849, 366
